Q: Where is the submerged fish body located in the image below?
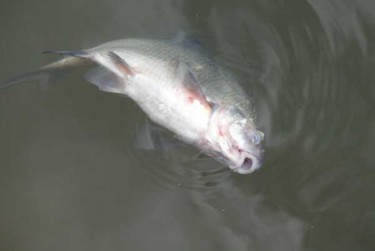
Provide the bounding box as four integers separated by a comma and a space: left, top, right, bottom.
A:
5, 34, 264, 174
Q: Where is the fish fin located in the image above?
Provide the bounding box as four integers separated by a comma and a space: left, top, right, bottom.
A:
1, 68, 66, 89
106, 51, 134, 76
49, 50, 135, 78
89, 51, 135, 79
134, 121, 184, 151
42, 50, 90, 58
170, 32, 208, 53
173, 59, 212, 108
85, 67, 125, 94
190, 151, 213, 160
1, 56, 92, 89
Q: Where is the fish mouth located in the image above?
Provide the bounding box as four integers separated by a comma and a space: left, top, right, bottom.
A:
229, 154, 262, 174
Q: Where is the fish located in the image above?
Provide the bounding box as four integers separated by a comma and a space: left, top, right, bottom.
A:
3, 33, 264, 174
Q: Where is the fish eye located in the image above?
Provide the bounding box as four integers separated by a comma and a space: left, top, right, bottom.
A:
248, 131, 264, 145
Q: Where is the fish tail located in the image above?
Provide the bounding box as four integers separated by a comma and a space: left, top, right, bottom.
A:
42, 50, 90, 58
1, 52, 92, 89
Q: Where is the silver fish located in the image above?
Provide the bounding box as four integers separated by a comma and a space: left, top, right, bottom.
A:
4, 33, 264, 174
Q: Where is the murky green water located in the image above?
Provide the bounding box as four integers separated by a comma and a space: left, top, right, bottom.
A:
1, 0, 374, 250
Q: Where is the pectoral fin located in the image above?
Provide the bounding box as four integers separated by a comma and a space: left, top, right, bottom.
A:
173, 59, 212, 109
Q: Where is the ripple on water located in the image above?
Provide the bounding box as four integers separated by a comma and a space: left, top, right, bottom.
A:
131, 146, 233, 191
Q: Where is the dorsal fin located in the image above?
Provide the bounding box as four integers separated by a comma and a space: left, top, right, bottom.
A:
170, 32, 207, 53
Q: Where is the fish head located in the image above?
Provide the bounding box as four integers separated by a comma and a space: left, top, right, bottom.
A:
204, 105, 264, 174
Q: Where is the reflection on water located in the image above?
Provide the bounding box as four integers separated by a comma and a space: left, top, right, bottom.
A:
1, 0, 375, 250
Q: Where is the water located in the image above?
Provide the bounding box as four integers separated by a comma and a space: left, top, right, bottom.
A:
0, 0, 374, 250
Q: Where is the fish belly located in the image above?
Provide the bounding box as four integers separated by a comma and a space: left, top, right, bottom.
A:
126, 76, 211, 144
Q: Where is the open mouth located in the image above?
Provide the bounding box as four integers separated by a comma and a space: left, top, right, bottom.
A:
207, 148, 261, 174
229, 155, 261, 174
233, 156, 254, 174
242, 157, 253, 170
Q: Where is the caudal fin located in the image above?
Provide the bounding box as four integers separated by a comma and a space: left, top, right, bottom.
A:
42, 50, 89, 58
1, 52, 92, 89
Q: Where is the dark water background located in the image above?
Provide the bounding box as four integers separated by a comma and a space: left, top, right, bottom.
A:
1, 0, 374, 250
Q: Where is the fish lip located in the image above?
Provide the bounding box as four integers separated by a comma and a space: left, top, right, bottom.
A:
207, 145, 264, 174
229, 153, 263, 174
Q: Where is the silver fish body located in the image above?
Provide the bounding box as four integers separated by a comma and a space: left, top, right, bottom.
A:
5, 34, 264, 174
88, 38, 254, 120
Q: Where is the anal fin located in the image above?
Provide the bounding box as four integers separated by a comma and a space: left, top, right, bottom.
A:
85, 67, 126, 94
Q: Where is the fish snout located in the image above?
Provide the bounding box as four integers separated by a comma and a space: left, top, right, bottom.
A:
229, 152, 263, 174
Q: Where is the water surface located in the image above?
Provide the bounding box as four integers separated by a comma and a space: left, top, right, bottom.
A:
0, 0, 374, 250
